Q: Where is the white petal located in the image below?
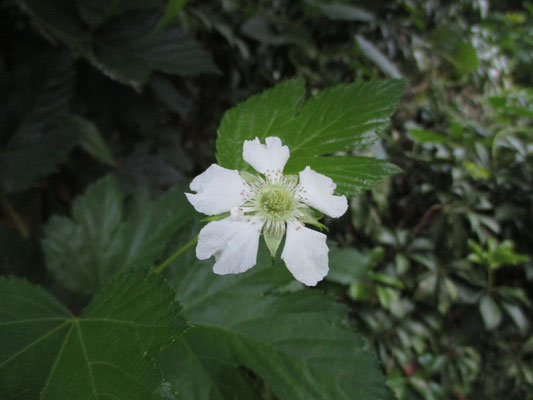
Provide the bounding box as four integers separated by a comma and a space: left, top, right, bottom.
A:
243, 136, 290, 174
185, 164, 247, 215
298, 166, 348, 218
281, 222, 329, 286
196, 215, 263, 275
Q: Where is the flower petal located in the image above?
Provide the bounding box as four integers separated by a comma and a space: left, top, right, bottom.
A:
196, 215, 263, 275
243, 137, 290, 174
185, 164, 247, 215
298, 166, 348, 218
281, 222, 329, 286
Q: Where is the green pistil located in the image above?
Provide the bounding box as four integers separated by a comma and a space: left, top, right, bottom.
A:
260, 188, 292, 215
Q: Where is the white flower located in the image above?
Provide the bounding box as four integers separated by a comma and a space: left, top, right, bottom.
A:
185, 137, 348, 286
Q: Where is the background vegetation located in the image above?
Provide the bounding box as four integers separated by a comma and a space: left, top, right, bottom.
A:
1, 0, 532, 399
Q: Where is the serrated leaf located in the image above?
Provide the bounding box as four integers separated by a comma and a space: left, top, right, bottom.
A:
157, 242, 395, 400
216, 79, 404, 197
294, 156, 402, 197
91, 11, 219, 89
216, 78, 306, 170
22, 2, 218, 89
0, 269, 186, 400
42, 175, 194, 294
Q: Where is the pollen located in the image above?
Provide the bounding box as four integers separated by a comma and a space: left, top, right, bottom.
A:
260, 188, 292, 215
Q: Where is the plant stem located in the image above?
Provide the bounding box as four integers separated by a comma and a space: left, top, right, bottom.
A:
154, 235, 198, 274
0, 191, 29, 238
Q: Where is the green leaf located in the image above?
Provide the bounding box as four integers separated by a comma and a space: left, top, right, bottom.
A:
154, 0, 188, 33
479, 295, 502, 330
158, 244, 395, 400
22, 2, 218, 89
355, 35, 403, 79
298, 156, 402, 197
90, 11, 219, 89
0, 269, 186, 399
431, 25, 478, 76
312, 2, 373, 22
216, 78, 306, 170
501, 301, 530, 335
216, 79, 404, 197
77, 116, 117, 166
407, 128, 448, 144
0, 54, 80, 193
327, 246, 372, 285
42, 175, 194, 294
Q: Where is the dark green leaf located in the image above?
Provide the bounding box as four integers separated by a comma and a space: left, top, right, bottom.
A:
91, 12, 219, 89
0, 54, 80, 193
21, 2, 218, 89
158, 243, 395, 400
0, 269, 186, 399
77, 116, 117, 166
479, 295, 502, 330
42, 176, 194, 294
313, 2, 373, 22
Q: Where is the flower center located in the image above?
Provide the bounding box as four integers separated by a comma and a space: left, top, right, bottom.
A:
260, 187, 292, 215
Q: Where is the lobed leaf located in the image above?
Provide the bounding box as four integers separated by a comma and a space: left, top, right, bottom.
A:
157, 242, 395, 400
22, 1, 218, 89
42, 175, 195, 294
0, 269, 187, 399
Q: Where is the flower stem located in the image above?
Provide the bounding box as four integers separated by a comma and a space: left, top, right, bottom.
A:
154, 235, 198, 274
0, 191, 29, 239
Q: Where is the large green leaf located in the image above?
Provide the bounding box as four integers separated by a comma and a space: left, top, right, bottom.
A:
22, 1, 218, 89
216, 79, 404, 197
0, 269, 187, 399
0, 54, 81, 193
42, 175, 195, 294
158, 241, 394, 400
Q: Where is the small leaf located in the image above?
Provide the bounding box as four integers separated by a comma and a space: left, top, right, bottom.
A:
407, 128, 448, 144
355, 35, 403, 78
501, 301, 529, 335
77, 116, 117, 166
154, 0, 188, 33
0, 269, 187, 399
479, 295, 502, 330
312, 2, 373, 21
